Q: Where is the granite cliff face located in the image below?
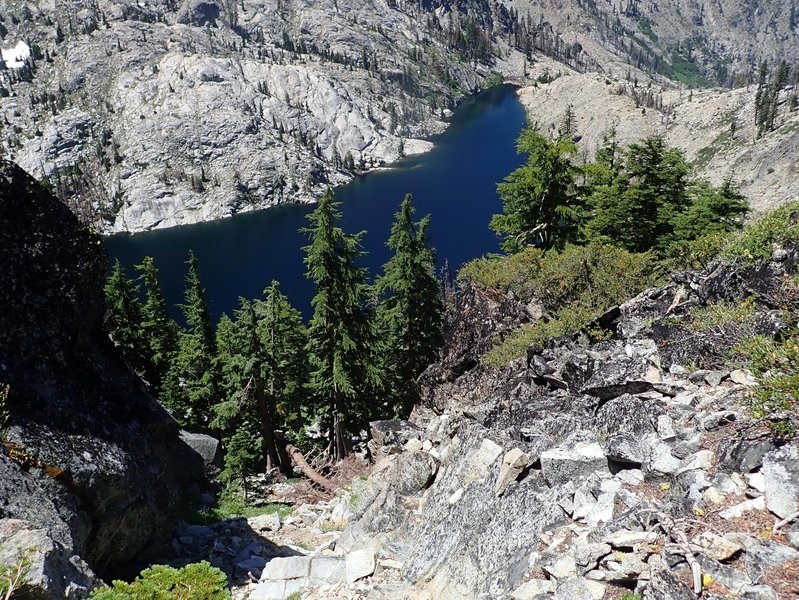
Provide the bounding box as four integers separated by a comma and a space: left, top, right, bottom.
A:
1, 0, 796, 233
0, 158, 204, 589
0, 0, 503, 233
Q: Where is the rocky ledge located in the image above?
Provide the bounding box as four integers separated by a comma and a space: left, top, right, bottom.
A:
229, 246, 799, 599
0, 158, 207, 596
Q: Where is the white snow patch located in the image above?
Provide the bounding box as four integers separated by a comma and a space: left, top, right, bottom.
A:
1, 41, 31, 69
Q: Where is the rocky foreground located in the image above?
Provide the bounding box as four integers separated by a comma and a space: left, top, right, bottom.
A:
206, 247, 799, 599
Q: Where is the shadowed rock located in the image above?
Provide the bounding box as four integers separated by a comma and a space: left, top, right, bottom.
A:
0, 159, 204, 579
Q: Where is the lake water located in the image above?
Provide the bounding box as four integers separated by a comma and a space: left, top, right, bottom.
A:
105, 84, 527, 321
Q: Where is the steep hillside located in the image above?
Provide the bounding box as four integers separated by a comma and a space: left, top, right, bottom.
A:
505, 0, 799, 87
0, 0, 796, 233
517, 71, 799, 213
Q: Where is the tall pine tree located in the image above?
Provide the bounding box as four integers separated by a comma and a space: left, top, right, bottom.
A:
376, 195, 444, 416
162, 252, 220, 431
255, 281, 307, 468
104, 259, 147, 376
302, 189, 377, 460
135, 256, 179, 393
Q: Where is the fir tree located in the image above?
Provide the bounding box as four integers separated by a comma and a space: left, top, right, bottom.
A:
376, 195, 444, 416
214, 284, 307, 473
672, 177, 749, 241
585, 136, 689, 253
135, 256, 179, 393
302, 189, 377, 460
255, 281, 307, 467
104, 259, 147, 375
491, 127, 581, 252
162, 252, 219, 431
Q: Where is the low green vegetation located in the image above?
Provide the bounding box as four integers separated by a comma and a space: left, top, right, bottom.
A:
688, 297, 758, 333
471, 243, 656, 366
636, 17, 657, 42
720, 201, 799, 264
89, 562, 229, 599
666, 49, 711, 88
0, 545, 33, 598
187, 486, 293, 525
733, 274, 799, 437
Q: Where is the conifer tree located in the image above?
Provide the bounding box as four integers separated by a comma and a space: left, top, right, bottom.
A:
104, 259, 147, 375
135, 256, 179, 393
491, 127, 581, 252
376, 195, 443, 416
162, 252, 219, 431
214, 285, 307, 472
302, 188, 377, 460
585, 136, 689, 253
255, 281, 307, 466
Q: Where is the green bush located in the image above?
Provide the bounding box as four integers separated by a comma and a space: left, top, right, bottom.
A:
457, 247, 544, 299
89, 561, 230, 600
736, 330, 799, 437
464, 243, 657, 365
721, 201, 799, 264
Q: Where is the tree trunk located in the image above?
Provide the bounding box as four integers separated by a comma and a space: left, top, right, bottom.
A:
285, 443, 334, 491
256, 385, 281, 471
333, 387, 351, 461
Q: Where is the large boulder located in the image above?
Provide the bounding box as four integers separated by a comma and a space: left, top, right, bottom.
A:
0, 159, 204, 576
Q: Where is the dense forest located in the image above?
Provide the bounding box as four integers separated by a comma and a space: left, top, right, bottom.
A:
105, 192, 443, 489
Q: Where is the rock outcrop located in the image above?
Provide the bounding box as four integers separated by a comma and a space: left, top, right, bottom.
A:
301, 246, 799, 599
0, 158, 205, 587
0, 0, 498, 233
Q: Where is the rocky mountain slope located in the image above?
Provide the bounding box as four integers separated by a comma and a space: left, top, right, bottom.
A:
517, 71, 799, 214
0, 158, 209, 595
0, 0, 505, 233
212, 237, 799, 599
1, 0, 796, 233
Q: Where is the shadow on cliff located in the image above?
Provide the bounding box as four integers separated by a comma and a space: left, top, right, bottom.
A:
0, 158, 206, 577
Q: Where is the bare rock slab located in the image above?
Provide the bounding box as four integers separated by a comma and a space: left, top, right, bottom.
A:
762, 444, 799, 519
541, 438, 609, 487
346, 548, 375, 583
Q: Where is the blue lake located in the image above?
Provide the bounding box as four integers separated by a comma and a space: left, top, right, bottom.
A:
105, 84, 527, 321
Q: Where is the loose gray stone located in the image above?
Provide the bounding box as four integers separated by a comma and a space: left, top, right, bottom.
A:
541, 439, 609, 487
495, 448, 530, 496
740, 584, 780, 599
309, 556, 346, 584
260, 555, 312, 580
692, 531, 742, 561
346, 548, 375, 583
719, 496, 765, 520
510, 579, 555, 599
554, 577, 595, 600
762, 444, 799, 519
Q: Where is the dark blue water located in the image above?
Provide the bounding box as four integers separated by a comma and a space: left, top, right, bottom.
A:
105, 84, 526, 321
